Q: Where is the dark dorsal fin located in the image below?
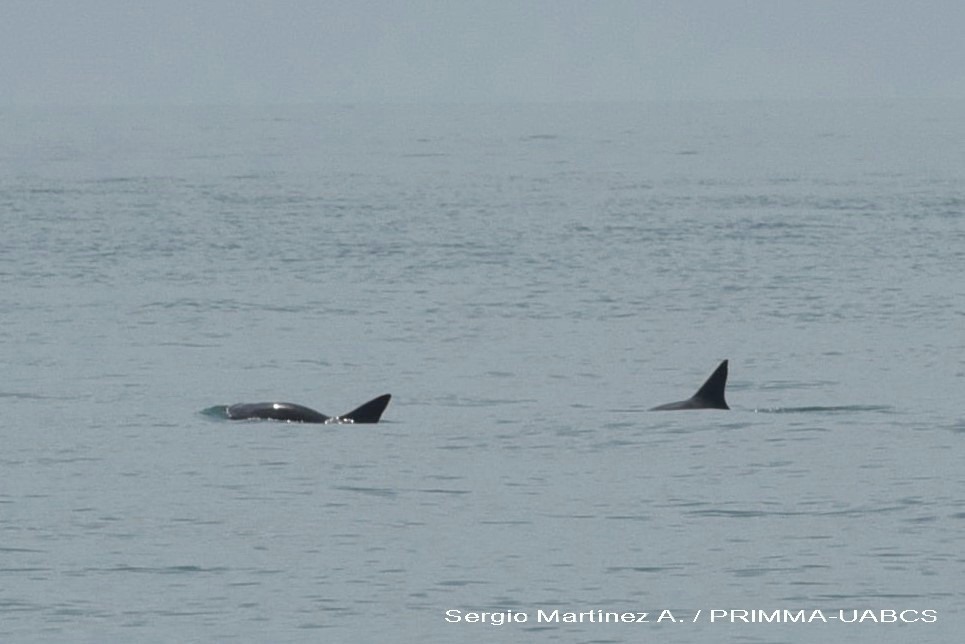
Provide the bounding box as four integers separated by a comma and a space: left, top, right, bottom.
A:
650, 359, 730, 410
692, 360, 729, 408
340, 394, 392, 423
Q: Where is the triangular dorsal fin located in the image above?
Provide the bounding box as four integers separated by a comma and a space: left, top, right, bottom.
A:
340, 394, 392, 423
692, 360, 729, 409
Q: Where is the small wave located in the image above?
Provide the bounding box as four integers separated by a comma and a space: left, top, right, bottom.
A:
607, 565, 683, 573
332, 485, 397, 498
753, 405, 893, 414
688, 504, 904, 519
0, 391, 51, 400
104, 565, 228, 575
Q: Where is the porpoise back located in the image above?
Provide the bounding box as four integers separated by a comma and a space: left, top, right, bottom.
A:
226, 394, 391, 423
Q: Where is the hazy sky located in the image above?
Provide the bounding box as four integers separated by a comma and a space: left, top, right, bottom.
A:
2, 1, 964, 105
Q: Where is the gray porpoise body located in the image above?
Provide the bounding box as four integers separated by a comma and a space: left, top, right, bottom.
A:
226, 394, 391, 423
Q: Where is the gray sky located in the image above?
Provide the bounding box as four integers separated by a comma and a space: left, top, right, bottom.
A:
2, 0, 964, 105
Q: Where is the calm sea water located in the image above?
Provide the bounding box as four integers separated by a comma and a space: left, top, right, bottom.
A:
2, 101, 963, 643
